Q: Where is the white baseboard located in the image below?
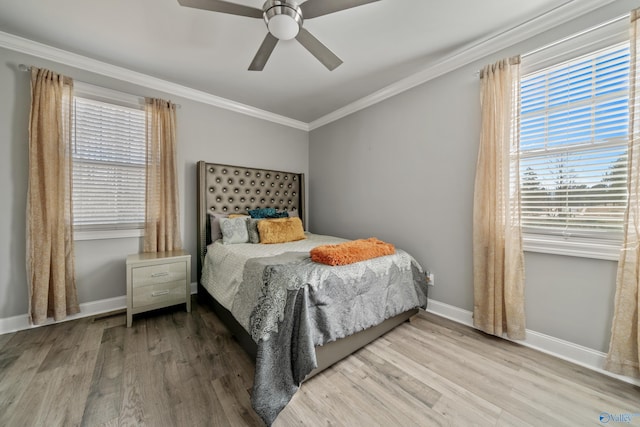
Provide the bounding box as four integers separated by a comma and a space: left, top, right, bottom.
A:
0, 295, 127, 335
0, 282, 198, 336
426, 299, 474, 326
426, 299, 640, 387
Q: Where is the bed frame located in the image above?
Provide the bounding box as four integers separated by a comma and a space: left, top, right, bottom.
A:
196, 161, 417, 378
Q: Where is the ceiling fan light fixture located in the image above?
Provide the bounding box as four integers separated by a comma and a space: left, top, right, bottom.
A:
263, 0, 302, 40
178, 0, 380, 70
267, 15, 298, 40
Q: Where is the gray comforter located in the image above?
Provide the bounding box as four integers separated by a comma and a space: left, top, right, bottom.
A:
230, 250, 429, 425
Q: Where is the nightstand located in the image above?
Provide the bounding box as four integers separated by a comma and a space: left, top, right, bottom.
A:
126, 250, 191, 327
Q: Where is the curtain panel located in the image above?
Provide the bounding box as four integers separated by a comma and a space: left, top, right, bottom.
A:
605, 9, 640, 379
144, 98, 182, 252
473, 56, 526, 340
26, 67, 79, 324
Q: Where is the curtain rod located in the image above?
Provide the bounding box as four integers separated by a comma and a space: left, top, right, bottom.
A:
475, 12, 630, 76
18, 63, 182, 108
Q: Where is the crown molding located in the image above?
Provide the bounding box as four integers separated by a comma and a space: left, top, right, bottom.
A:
308, 0, 618, 130
0, 0, 619, 132
0, 31, 309, 131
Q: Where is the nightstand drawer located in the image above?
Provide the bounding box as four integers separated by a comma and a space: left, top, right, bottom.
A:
132, 262, 186, 288
126, 250, 191, 327
132, 280, 186, 308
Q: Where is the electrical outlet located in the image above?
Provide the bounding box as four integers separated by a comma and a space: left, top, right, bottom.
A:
427, 271, 435, 286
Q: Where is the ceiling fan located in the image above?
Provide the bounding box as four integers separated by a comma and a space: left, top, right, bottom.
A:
177, 0, 381, 71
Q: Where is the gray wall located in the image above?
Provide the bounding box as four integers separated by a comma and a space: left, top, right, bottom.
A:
0, 46, 308, 320
309, 1, 635, 353
0, 1, 631, 354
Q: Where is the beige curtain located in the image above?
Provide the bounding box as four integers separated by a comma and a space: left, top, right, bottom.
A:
473, 56, 526, 340
26, 67, 79, 325
143, 98, 182, 252
605, 9, 640, 379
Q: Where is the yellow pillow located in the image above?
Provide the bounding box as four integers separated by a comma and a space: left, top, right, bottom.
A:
228, 213, 249, 218
258, 217, 306, 244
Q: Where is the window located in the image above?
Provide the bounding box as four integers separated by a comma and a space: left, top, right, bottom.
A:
519, 41, 630, 259
72, 85, 146, 239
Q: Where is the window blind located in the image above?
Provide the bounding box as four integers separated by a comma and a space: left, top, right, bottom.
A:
520, 43, 629, 240
72, 96, 146, 230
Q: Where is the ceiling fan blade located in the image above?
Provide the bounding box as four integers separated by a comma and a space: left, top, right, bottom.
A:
300, 0, 380, 19
295, 27, 343, 71
177, 0, 263, 18
249, 33, 279, 71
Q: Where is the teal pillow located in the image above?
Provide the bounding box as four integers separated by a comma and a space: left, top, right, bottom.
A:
219, 217, 249, 244
268, 211, 289, 218
249, 208, 277, 218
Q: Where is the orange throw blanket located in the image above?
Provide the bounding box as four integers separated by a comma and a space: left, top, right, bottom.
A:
310, 238, 396, 266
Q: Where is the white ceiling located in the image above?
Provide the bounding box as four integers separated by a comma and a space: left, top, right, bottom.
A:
0, 0, 601, 123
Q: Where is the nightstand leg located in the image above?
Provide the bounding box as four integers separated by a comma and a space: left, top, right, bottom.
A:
127, 312, 132, 328
186, 294, 192, 313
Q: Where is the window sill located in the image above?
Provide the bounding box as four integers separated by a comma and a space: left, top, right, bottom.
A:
523, 234, 621, 261
74, 228, 144, 241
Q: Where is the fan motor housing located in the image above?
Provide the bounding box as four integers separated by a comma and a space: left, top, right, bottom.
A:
263, 0, 303, 40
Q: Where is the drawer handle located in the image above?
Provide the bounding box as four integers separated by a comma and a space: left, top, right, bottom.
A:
151, 290, 170, 297
151, 272, 170, 278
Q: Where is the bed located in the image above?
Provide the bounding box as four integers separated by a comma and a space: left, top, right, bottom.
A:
196, 161, 428, 425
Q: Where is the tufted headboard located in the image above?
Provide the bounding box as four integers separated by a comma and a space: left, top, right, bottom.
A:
196, 161, 305, 278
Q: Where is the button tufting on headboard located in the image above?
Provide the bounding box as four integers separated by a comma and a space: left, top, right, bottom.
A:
203, 162, 303, 217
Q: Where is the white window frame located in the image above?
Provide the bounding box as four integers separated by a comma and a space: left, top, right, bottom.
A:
72, 82, 146, 241
519, 15, 629, 261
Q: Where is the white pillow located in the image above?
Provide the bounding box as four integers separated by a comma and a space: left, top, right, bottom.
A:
219, 217, 249, 244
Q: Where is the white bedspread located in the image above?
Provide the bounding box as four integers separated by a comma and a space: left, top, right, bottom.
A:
200, 232, 347, 310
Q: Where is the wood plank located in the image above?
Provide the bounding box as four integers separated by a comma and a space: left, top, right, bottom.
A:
495, 410, 536, 427
12, 367, 67, 426
81, 325, 126, 426
0, 331, 14, 351
355, 346, 442, 408
56, 348, 101, 427
324, 354, 436, 426
417, 312, 639, 398
366, 336, 503, 424
1, 300, 638, 426
0, 343, 53, 426
132, 346, 176, 426
388, 326, 572, 425
212, 374, 264, 426
117, 353, 147, 426
310, 366, 407, 426
37, 318, 90, 373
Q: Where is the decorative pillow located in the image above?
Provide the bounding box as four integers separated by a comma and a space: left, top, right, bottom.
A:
249, 207, 278, 219
228, 213, 249, 218
247, 218, 262, 243
209, 212, 228, 242
257, 217, 306, 244
219, 217, 249, 244
268, 210, 289, 218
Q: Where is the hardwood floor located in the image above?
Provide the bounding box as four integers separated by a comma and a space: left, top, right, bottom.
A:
0, 297, 638, 426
